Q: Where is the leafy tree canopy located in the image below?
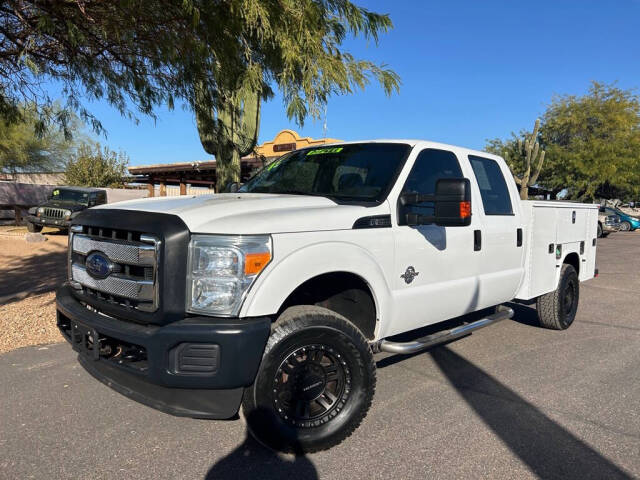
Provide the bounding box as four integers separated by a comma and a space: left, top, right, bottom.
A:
1, 0, 399, 137
487, 82, 640, 201
0, 102, 78, 174
64, 142, 129, 188
541, 82, 640, 201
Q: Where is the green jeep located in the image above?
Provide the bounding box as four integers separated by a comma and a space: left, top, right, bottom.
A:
26, 187, 107, 233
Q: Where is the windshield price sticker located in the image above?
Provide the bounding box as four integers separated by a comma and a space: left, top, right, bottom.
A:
53, 189, 60, 196
266, 159, 282, 171
306, 147, 344, 156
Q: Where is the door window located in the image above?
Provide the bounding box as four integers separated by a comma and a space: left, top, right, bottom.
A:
468, 155, 513, 215
399, 149, 463, 223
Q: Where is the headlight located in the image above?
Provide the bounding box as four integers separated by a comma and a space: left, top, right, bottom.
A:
186, 235, 272, 316
64, 210, 72, 219
37, 207, 44, 217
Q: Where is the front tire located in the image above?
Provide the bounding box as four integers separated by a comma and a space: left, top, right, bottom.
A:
27, 222, 42, 233
597, 223, 603, 238
536, 264, 579, 330
242, 305, 376, 453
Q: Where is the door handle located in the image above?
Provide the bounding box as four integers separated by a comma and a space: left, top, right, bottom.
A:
517, 228, 523, 247
474, 230, 482, 251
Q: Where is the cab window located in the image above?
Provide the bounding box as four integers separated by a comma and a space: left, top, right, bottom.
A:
399, 149, 463, 224
468, 155, 513, 215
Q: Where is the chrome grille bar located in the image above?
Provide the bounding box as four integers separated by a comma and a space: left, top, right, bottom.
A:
72, 265, 154, 301
72, 234, 155, 266
70, 227, 160, 312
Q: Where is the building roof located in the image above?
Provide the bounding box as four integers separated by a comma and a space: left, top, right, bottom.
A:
127, 129, 342, 187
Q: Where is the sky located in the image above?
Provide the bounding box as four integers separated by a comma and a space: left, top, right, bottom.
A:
79, 0, 640, 166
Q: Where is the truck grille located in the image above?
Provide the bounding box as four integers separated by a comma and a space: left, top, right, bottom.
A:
44, 207, 66, 218
69, 225, 159, 312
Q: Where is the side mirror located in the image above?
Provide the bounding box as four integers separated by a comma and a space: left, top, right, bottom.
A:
401, 178, 472, 227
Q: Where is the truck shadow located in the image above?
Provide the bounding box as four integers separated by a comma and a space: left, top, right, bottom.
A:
204, 412, 318, 480
506, 301, 541, 327
429, 346, 633, 480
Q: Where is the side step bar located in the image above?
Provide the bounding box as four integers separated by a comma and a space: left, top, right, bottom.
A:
375, 305, 514, 355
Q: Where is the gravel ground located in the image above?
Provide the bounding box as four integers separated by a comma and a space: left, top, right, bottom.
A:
0, 229, 67, 353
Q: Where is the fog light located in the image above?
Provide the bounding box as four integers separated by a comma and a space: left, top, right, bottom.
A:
169, 343, 220, 375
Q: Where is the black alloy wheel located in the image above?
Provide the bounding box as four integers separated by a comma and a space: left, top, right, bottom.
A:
242, 305, 376, 453
273, 344, 350, 428
536, 263, 579, 330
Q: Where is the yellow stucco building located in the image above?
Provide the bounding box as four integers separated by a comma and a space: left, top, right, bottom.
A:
254, 129, 341, 158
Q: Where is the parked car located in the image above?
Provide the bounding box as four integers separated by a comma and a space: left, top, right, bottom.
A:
597, 211, 620, 237
599, 206, 640, 232
26, 187, 107, 233
56, 141, 598, 452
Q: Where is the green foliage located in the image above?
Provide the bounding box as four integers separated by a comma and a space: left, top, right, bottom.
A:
541, 82, 640, 201
487, 82, 640, 201
65, 143, 129, 188
512, 119, 546, 200
487, 120, 546, 200
2, 0, 399, 143
0, 103, 77, 174
196, 80, 261, 190
191, 0, 400, 191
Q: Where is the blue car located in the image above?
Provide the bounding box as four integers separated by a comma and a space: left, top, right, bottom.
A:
600, 206, 640, 232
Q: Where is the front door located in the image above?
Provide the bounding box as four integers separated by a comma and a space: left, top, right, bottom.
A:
390, 148, 483, 336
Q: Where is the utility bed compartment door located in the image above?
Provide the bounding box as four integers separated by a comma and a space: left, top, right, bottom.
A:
524, 206, 558, 299
556, 207, 588, 244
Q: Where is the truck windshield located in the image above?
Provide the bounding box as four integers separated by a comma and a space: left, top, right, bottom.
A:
50, 189, 90, 204
239, 143, 411, 202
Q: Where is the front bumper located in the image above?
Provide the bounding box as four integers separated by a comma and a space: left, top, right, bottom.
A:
27, 215, 71, 228
56, 284, 270, 419
603, 223, 620, 233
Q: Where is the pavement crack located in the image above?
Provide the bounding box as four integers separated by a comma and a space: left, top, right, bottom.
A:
580, 320, 640, 332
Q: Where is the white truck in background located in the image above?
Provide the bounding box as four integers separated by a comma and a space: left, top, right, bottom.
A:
56, 140, 598, 452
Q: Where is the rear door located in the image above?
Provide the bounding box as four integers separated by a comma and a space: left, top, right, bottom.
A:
467, 155, 525, 306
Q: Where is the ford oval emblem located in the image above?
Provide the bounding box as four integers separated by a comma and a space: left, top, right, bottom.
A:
86, 251, 113, 279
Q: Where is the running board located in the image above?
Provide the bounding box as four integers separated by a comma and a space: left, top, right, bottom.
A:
375, 305, 514, 355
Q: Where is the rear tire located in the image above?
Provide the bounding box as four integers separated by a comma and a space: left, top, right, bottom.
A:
536, 264, 579, 330
620, 221, 631, 231
27, 222, 42, 233
242, 305, 376, 453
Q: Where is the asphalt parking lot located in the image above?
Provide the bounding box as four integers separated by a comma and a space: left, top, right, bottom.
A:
1, 233, 639, 479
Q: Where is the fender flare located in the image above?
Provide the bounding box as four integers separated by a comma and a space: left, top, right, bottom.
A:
240, 241, 393, 337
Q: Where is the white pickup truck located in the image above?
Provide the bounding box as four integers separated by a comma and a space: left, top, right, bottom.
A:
56, 140, 598, 452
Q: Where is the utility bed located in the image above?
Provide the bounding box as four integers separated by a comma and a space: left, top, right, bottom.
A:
516, 201, 598, 300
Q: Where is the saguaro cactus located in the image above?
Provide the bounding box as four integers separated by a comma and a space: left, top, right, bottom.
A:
195, 83, 261, 192
509, 119, 546, 200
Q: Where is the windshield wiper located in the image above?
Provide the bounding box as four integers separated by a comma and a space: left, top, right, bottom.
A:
274, 190, 328, 197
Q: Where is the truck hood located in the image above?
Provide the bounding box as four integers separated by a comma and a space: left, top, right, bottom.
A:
96, 193, 386, 234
